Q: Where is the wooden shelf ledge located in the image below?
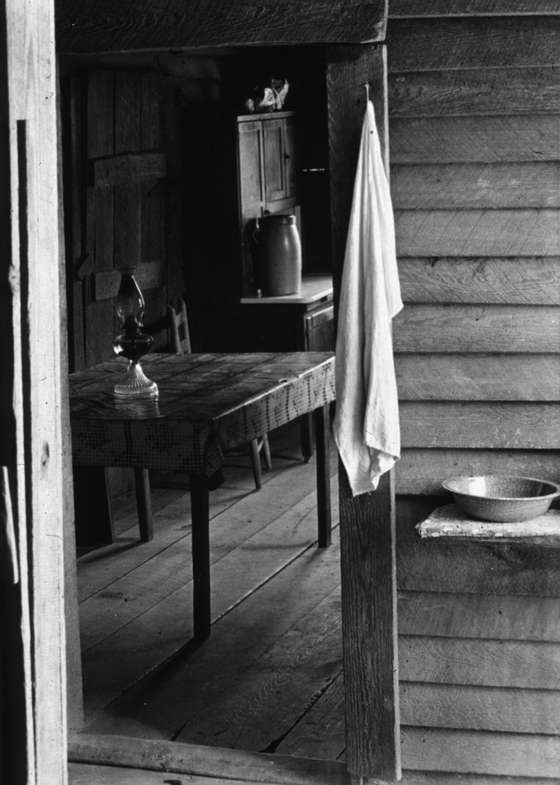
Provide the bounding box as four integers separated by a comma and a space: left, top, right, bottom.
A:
417, 503, 560, 547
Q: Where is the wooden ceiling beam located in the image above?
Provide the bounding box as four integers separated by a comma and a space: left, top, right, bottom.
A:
56, 0, 387, 54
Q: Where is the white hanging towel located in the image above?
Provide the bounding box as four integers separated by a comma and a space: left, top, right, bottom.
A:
333, 100, 403, 496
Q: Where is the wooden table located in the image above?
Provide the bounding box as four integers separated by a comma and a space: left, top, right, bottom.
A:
70, 352, 335, 640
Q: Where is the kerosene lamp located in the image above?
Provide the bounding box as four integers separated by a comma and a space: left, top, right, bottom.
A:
112, 269, 158, 399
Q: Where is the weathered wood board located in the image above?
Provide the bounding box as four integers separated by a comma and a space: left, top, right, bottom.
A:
390, 1, 560, 16
398, 258, 560, 304
397, 450, 560, 496
392, 163, 560, 209
390, 67, 560, 117
395, 209, 560, 257
400, 402, 560, 449
390, 116, 560, 163
396, 355, 560, 400
388, 17, 560, 70
394, 305, 560, 353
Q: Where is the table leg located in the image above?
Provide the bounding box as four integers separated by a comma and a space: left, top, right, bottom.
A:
73, 466, 114, 546
299, 414, 314, 463
134, 468, 153, 543
314, 404, 331, 548
190, 475, 211, 641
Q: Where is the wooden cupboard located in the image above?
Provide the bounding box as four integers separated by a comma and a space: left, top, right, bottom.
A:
237, 110, 298, 294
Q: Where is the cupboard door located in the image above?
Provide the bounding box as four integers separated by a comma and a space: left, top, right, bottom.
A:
238, 120, 264, 215
304, 303, 335, 350
263, 118, 287, 202
284, 114, 297, 198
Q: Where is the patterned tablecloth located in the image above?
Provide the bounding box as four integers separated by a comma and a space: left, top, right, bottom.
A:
70, 352, 335, 478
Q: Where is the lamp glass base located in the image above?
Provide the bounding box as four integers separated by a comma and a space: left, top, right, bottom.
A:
114, 361, 159, 399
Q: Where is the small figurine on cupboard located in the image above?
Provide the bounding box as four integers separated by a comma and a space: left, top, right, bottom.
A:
245, 77, 290, 113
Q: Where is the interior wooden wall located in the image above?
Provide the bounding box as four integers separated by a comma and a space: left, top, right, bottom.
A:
388, 3, 560, 778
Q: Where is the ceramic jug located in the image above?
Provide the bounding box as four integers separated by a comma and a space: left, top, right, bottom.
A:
255, 214, 302, 296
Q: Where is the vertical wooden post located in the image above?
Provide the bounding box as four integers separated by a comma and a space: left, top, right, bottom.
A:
326, 44, 401, 783
2, 0, 68, 781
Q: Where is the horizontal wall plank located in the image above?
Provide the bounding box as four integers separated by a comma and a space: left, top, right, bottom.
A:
397, 450, 560, 495
399, 591, 560, 642
388, 18, 560, 71
390, 115, 560, 164
398, 258, 560, 304
400, 402, 560, 449
395, 210, 560, 257
392, 163, 560, 209
396, 495, 560, 596
389, 67, 560, 116
396, 355, 560, 401
390, 1, 560, 16
400, 636, 560, 689
394, 305, 560, 353
400, 682, 560, 734
401, 727, 560, 778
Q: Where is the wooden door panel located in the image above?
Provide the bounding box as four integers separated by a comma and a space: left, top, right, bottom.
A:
263, 118, 287, 202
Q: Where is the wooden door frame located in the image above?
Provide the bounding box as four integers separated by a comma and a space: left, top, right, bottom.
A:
1, 0, 69, 782
1, 7, 399, 782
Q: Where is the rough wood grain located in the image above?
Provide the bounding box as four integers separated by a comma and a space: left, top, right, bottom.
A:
85, 509, 341, 738
398, 590, 560, 642
398, 258, 560, 304
55, 1, 387, 53
418, 505, 560, 548
5, 3, 67, 780
389, 67, 560, 116
276, 673, 346, 760
389, 17, 560, 71
401, 727, 560, 778
392, 162, 560, 209
69, 734, 350, 785
396, 354, 560, 400
390, 1, 560, 16
400, 682, 560, 735
327, 43, 401, 783
390, 115, 560, 164
393, 304, 560, 353
400, 636, 560, 690
397, 450, 560, 495
69, 762, 258, 785
395, 209, 560, 256
400, 402, 560, 449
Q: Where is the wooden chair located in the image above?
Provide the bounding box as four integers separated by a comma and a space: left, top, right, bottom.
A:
167, 297, 272, 489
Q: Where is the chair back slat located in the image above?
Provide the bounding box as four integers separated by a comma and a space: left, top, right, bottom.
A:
167, 297, 192, 355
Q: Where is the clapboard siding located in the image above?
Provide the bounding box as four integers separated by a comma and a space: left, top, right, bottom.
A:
390, 67, 560, 117
400, 683, 560, 735
394, 305, 560, 353
401, 402, 560, 449
392, 163, 560, 209
399, 591, 560, 642
396, 355, 560, 400
390, 116, 560, 163
399, 258, 560, 304
395, 209, 560, 257
397, 450, 560, 495
391, 1, 560, 16
401, 728, 560, 778
388, 12, 559, 778
388, 17, 560, 71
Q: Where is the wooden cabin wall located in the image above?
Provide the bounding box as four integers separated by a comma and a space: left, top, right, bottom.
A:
387, 4, 560, 778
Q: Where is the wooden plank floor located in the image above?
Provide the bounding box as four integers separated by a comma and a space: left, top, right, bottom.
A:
79, 423, 345, 760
